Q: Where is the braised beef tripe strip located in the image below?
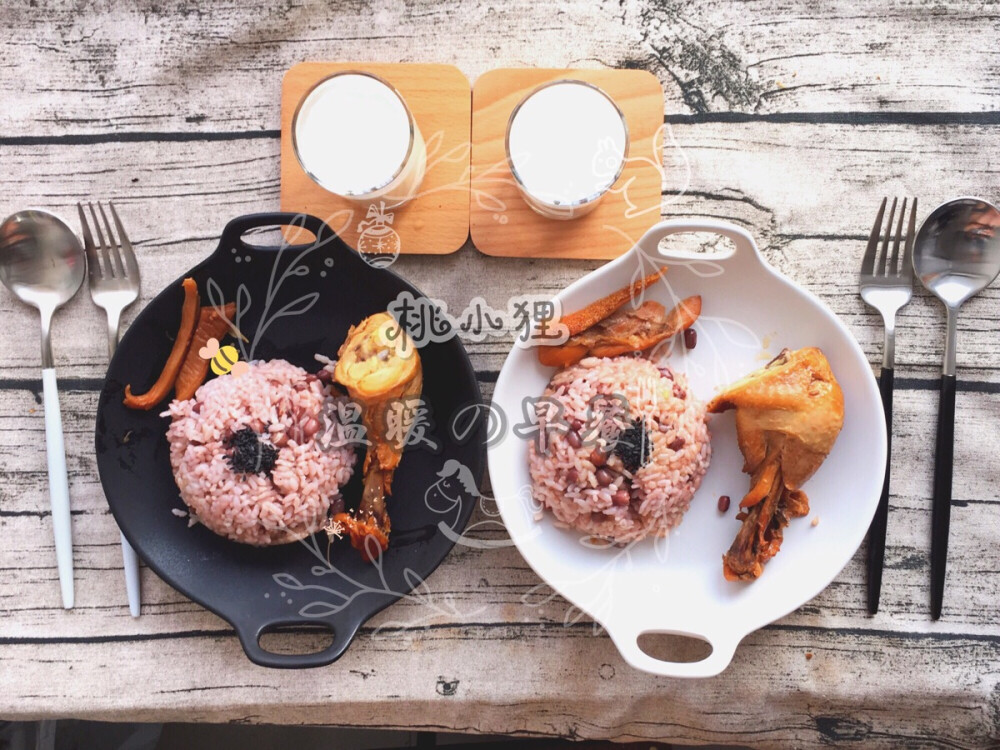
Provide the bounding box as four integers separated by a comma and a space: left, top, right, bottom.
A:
123, 277, 199, 410
538, 295, 700, 368
174, 302, 237, 401
556, 267, 667, 337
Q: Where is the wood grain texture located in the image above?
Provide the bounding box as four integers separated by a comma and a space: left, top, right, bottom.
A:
1, 0, 1000, 747
280, 62, 471, 254
470, 68, 662, 258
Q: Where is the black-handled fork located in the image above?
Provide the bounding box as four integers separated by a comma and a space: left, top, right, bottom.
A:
859, 197, 917, 615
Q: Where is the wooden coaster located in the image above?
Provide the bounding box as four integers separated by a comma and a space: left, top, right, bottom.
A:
280, 62, 471, 255
470, 68, 664, 259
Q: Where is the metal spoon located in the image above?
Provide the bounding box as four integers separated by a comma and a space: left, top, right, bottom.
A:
0, 210, 85, 609
913, 197, 1000, 620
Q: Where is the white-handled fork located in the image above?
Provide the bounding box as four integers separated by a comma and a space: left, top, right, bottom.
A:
78, 201, 142, 617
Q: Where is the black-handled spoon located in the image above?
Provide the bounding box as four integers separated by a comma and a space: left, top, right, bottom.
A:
913, 197, 1000, 620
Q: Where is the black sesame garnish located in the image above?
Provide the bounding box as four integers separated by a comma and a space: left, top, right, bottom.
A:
613, 418, 652, 473
225, 427, 278, 476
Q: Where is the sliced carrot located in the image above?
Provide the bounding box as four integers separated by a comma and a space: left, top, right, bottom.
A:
174, 302, 237, 401
123, 277, 200, 410
537, 344, 589, 368
558, 267, 667, 337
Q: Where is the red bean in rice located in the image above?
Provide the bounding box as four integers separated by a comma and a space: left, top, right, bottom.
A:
528, 356, 710, 542
165, 359, 357, 546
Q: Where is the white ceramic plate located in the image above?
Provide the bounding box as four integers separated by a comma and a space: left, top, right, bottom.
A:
489, 219, 886, 677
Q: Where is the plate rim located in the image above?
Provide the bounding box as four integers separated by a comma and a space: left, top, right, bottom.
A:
488, 218, 887, 677
95, 212, 486, 668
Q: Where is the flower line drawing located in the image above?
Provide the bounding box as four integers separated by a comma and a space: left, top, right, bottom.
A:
275, 463, 493, 636
206, 213, 331, 362
273, 550, 481, 639
238, 121, 699, 636
520, 532, 670, 634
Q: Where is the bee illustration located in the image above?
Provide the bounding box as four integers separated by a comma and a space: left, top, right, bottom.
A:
198, 337, 250, 378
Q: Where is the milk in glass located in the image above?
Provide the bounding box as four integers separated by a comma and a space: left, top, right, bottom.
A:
506, 81, 628, 220
293, 72, 426, 207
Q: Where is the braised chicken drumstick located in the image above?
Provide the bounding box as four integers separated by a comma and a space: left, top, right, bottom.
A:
707, 347, 844, 581
333, 312, 422, 561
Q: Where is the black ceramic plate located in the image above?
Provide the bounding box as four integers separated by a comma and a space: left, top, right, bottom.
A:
95, 213, 485, 668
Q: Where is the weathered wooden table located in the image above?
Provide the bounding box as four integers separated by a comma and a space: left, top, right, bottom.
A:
1, 1, 998, 746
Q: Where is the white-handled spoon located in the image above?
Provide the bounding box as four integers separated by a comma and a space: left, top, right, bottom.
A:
0, 210, 85, 609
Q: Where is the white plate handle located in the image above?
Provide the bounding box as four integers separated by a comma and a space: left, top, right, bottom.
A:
606, 622, 741, 678
634, 218, 763, 273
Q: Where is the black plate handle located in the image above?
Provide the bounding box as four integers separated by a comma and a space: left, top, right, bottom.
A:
234, 613, 361, 669
218, 212, 349, 257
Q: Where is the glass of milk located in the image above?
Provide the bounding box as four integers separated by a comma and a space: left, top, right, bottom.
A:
292, 71, 427, 207
505, 80, 629, 220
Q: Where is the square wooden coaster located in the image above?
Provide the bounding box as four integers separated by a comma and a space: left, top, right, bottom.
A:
280, 62, 471, 255
470, 68, 664, 259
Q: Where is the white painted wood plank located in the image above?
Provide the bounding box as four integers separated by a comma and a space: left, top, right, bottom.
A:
2, 1, 999, 138
0, 126, 998, 381
0, 624, 997, 747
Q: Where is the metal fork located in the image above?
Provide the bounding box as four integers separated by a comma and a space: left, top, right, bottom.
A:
859, 196, 917, 615
78, 201, 142, 617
